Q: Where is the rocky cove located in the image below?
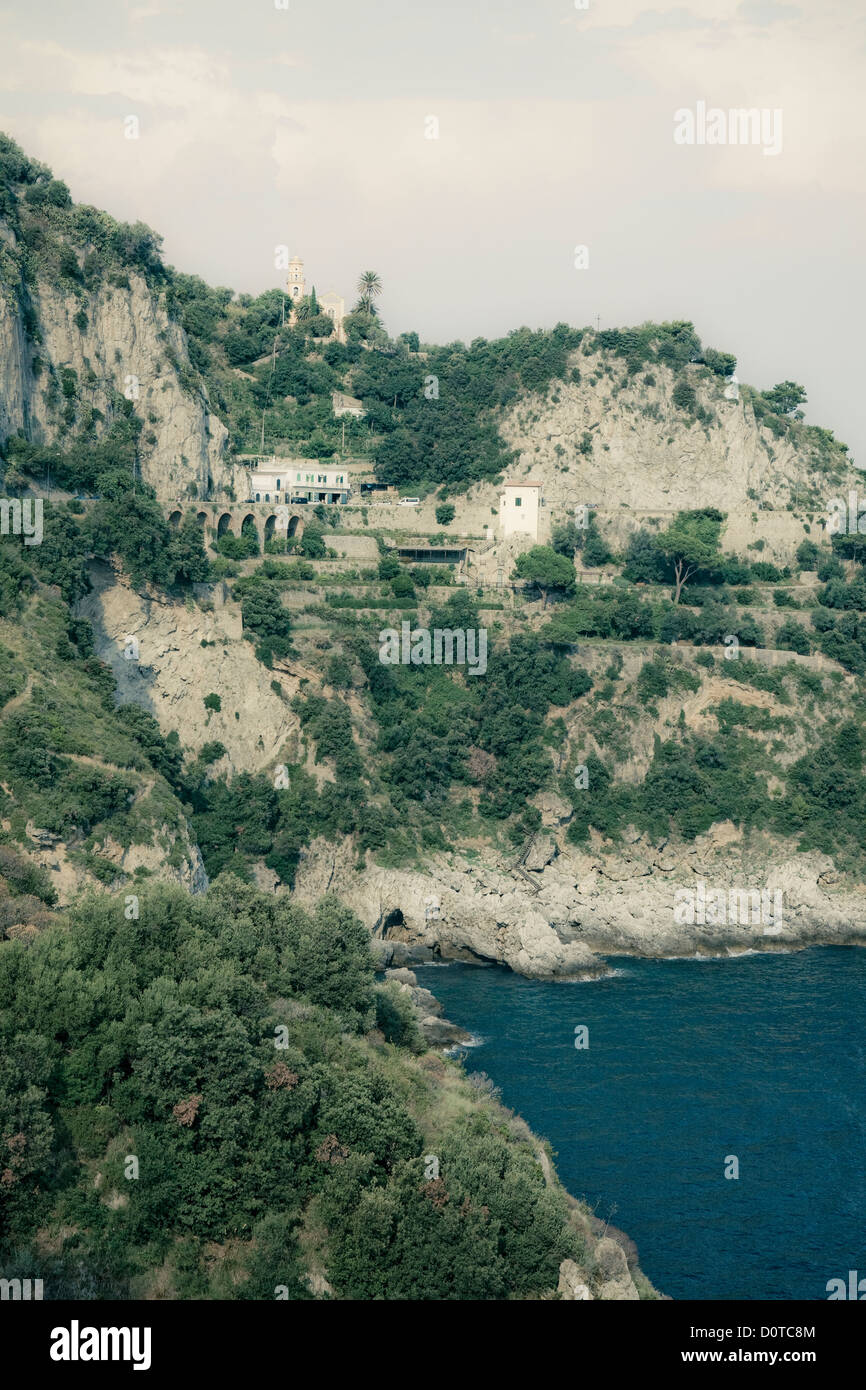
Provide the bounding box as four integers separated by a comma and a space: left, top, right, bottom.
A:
292, 826, 866, 981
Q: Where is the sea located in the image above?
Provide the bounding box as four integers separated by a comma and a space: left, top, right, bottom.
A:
415, 945, 866, 1300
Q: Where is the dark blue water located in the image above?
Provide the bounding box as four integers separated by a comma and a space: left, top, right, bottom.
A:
415, 947, 866, 1300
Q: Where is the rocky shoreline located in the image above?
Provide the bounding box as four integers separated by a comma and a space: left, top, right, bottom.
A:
294, 822, 866, 982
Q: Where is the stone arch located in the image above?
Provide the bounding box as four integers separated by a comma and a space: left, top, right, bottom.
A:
288, 514, 304, 539
217, 512, 233, 537
168, 509, 182, 530
196, 511, 207, 527
264, 513, 278, 543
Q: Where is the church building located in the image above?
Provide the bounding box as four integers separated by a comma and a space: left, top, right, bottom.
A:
286, 258, 346, 343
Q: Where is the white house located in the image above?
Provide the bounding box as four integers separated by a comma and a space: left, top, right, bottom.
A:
499, 481, 542, 540
331, 391, 365, 419
248, 459, 351, 505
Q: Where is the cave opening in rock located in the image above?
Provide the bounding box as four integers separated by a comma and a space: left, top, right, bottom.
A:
382, 908, 404, 936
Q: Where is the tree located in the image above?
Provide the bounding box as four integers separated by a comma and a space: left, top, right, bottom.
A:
761, 381, 807, 416
241, 583, 292, 663
87, 492, 173, 589
672, 379, 697, 414
344, 309, 387, 346
656, 509, 725, 604
378, 554, 401, 581
551, 520, 582, 556
356, 271, 383, 314
795, 539, 821, 570
435, 503, 455, 526
703, 348, 737, 377
168, 512, 210, 584
581, 517, 612, 567
512, 546, 576, 607
623, 528, 670, 584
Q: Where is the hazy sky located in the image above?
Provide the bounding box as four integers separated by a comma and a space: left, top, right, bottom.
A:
1, 0, 864, 462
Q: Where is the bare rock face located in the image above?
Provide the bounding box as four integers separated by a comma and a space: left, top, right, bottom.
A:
0, 237, 230, 500
18, 800, 206, 909
293, 836, 604, 979
77, 566, 301, 772
291, 820, 866, 980
593, 1238, 640, 1301
384, 967, 418, 987
60, 550, 866, 971
417, 1015, 472, 1047
303, 1271, 334, 1299
558, 1259, 594, 1300
525, 835, 557, 871
534, 792, 574, 828
494, 345, 860, 563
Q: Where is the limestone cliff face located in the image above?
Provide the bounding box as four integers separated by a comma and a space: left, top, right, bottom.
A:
488, 345, 858, 560
0, 219, 229, 498
77, 563, 303, 773
292, 825, 866, 979
356, 341, 858, 564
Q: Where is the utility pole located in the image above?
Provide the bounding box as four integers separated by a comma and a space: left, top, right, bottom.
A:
260, 410, 266, 457
595, 314, 601, 332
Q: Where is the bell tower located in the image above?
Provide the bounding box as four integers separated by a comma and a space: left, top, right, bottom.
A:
287, 256, 305, 301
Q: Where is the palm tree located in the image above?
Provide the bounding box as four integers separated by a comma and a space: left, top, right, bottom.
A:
357, 270, 382, 309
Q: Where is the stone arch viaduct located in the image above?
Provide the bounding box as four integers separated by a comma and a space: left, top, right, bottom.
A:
164, 503, 305, 548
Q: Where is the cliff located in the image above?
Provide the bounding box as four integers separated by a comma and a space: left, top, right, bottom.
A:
0, 219, 230, 499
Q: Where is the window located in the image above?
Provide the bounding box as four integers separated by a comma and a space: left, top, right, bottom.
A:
276, 479, 281, 490
515, 497, 522, 507
265, 494, 270, 502
255, 493, 260, 502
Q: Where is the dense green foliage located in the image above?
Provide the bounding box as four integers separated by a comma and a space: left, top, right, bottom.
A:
0, 879, 582, 1298
186, 595, 594, 878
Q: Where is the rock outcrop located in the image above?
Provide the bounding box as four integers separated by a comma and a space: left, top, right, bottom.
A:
0, 222, 230, 499
293, 827, 866, 978
494, 344, 858, 563
77, 563, 302, 772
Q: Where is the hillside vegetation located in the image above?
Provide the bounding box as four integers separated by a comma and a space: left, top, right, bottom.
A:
1, 133, 864, 1299
0, 877, 655, 1299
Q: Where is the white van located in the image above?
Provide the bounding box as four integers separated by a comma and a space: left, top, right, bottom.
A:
399, 497, 420, 506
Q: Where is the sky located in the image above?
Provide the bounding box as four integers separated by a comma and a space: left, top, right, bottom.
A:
1, 0, 864, 462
